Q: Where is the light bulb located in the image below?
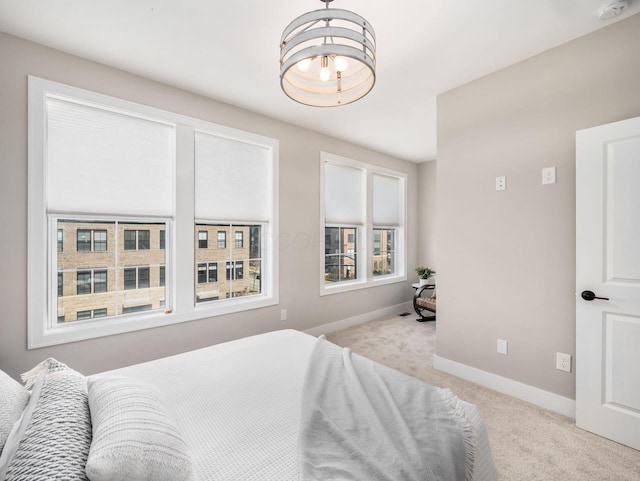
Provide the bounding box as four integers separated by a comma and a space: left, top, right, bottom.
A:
296, 58, 312, 72
319, 56, 330, 82
319, 66, 331, 82
334, 56, 348, 72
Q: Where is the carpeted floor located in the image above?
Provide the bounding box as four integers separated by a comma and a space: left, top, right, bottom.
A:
325, 315, 640, 481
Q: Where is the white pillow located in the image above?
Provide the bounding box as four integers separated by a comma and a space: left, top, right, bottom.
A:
0, 370, 30, 453
86, 375, 194, 481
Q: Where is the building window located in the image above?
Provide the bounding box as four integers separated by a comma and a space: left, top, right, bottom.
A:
124, 230, 149, 250
197, 263, 207, 283
124, 230, 137, 250
321, 152, 406, 294
93, 308, 107, 318
217, 231, 226, 249
124, 268, 137, 290
77, 310, 92, 321
28, 77, 278, 348
198, 231, 208, 249
94, 230, 107, 252
94, 270, 107, 293
57, 272, 63, 297
138, 267, 150, 288
77, 230, 91, 252
235, 231, 243, 248
77, 271, 92, 295
208, 263, 217, 282
235, 261, 244, 280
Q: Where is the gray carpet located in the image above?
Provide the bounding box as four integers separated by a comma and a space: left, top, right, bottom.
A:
325, 315, 640, 480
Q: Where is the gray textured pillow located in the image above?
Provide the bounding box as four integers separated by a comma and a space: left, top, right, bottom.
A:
86, 375, 194, 481
0, 370, 30, 453
2, 358, 91, 481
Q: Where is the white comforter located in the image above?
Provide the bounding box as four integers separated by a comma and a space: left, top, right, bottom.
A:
95, 329, 497, 481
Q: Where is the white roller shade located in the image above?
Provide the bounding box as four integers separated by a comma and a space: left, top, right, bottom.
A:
324, 162, 364, 225
195, 132, 272, 222
46, 97, 174, 216
373, 173, 401, 226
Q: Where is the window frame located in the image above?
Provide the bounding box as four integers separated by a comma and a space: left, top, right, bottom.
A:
28, 76, 279, 348
319, 152, 406, 296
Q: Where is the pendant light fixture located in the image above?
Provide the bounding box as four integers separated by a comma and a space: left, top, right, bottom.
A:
279, 0, 376, 107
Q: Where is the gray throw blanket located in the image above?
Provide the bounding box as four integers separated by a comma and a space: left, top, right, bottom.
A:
298, 337, 474, 481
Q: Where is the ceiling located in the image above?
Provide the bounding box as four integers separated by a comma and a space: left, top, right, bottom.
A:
0, 0, 638, 162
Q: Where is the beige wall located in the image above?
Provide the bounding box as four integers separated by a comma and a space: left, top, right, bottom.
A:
417, 160, 437, 269
0, 32, 418, 379
436, 13, 640, 399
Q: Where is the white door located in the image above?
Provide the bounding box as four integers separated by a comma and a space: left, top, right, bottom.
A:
576, 116, 640, 450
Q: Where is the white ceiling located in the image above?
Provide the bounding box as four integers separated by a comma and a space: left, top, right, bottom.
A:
1, 0, 638, 162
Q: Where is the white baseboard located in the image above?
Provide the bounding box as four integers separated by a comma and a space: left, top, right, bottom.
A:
304, 301, 414, 337
433, 354, 576, 419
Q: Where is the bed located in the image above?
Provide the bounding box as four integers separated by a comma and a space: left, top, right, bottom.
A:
0, 329, 497, 481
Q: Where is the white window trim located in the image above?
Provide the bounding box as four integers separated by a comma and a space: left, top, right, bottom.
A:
28, 76, 279, 348
319, 152, 406, 296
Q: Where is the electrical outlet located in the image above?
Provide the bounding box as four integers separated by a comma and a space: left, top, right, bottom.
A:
280, 309, 287, 321
496, 176, 506, 191
556, 352, 572, 372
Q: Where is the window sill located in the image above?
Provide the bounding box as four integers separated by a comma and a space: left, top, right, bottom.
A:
319, 274, 406, 296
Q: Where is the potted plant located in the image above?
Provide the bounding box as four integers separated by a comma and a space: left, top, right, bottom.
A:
414, 266, 436, 286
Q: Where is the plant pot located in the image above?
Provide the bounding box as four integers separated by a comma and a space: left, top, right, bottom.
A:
419, 278, 429, 286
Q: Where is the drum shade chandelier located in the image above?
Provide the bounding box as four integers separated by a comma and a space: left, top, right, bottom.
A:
279, 0, 376, 107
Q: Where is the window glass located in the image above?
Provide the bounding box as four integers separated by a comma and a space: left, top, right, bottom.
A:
195, 224, 261, 303
324, 227, 357, 282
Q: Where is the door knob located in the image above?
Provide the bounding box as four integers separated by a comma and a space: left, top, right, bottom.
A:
581, 290, 609, 301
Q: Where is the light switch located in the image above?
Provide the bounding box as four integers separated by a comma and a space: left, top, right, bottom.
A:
542, 167, 556, 185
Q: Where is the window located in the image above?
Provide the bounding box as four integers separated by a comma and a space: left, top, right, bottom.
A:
198, 231, 208, 249
217, 231, 226, 249
208, 263, 217, 282
235, 231, 243, 248
77, 228, 108, 252
320, 152, 406, 295
197, 263, 207, 283
124, 230, 137, 250
138, 230, 150, 250
124, 268, 137, 290
123, 266, 150, 290
77, 230, 91, 252
138, 267, 150, 288
77, 271, 92, 294
94, 270, 107, 293
125, 230, 149, 250
94, 230, 107, 251
28, 77, 278, 348
77, 308, 107, 321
